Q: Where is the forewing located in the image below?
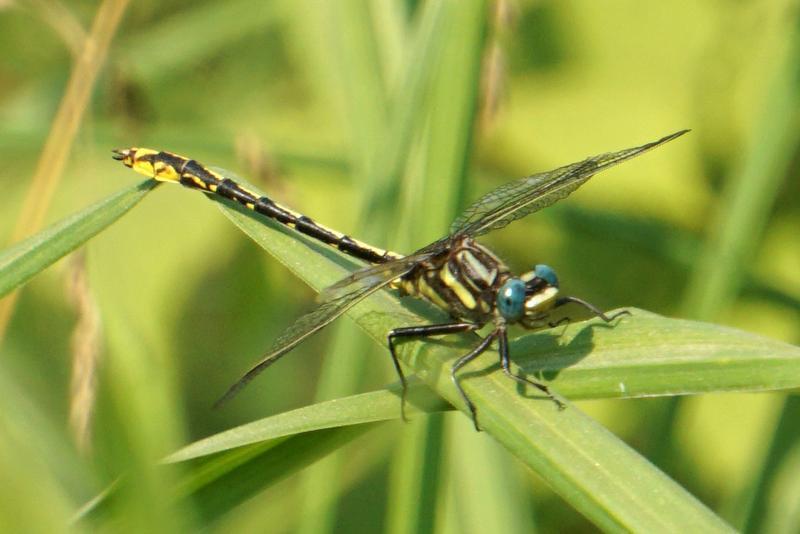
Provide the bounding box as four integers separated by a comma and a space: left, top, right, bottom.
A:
451, 130, 688, 237
215, 275, 395, 406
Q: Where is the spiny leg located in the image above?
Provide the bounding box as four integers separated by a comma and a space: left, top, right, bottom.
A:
497, 328, 564, 410
451, 332, 497, 431
554, 296, 631, 323
388, 322, 479, 421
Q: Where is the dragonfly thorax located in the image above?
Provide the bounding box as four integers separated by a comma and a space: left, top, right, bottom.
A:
397, 237, 507, 323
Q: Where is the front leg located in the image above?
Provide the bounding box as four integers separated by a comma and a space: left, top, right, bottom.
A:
497, 328, 564, 410
388, 322, 479, 421
554, 296, 631, 323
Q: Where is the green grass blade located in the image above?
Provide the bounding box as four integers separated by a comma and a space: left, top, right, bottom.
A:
79, 426, 381, 525
740, 396, 800, 532
285, 4, 452, 529
292, 2, 393, 529
207, 194, 776, 530
156, 303, 800, 461
387, 414, 446, 534
0, 181, 156, 298
681, 15, 800, 320
119, 1, 281, 82
103, 287, 797, 527
166, 384, 446, 463
511, 309, 800, 399
76, 384, 446, 524
177, 424, 378, 523
0, 363, 81, 531
386, 0, 488, 530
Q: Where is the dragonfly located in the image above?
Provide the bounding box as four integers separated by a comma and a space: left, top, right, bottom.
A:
113, 129, 687, 430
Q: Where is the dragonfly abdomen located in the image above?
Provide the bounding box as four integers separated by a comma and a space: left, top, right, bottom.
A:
113, 147, 403, 265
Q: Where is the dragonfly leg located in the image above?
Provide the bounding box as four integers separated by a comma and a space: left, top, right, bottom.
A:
548, 317, 571, 329
450, 332, 496, 431
388, 322, 479, 422
498, 329, 565, 411
555, 296, 630, 323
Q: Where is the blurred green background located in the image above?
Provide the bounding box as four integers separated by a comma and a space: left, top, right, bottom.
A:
1, 0, 798, 532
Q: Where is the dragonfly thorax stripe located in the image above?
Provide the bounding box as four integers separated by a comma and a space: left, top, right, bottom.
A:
457, 249, 498, 291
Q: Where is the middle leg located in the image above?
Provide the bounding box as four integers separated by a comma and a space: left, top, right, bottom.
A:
388, 322, 479, 420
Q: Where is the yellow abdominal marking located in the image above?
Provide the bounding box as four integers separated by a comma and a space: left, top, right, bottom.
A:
153, 162, 180, 182
189, 175, 207, 189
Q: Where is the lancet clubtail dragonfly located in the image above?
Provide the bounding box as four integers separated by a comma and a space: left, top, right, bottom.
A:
113, 129, 687, 429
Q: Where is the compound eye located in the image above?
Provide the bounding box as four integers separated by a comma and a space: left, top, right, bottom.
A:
534, 264, 559, 288
496, 278, 526, 321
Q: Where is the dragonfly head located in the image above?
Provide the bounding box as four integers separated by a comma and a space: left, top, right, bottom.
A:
112, 148, 181, 182
497, 264, 560, 323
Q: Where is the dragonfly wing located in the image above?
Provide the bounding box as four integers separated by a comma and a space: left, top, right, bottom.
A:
317, 240, 447, 302
450, 130, 688, 237
215, 275, 395, 406
451, 159, 593, 236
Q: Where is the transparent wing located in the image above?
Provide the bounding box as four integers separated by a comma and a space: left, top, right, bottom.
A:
451, 130, 688, 237
215, 274, 396, 407
318, 236, 450, 301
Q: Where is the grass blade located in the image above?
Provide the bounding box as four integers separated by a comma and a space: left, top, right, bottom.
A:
682, 13, 800, 320
166, 384, 446, 463
511, 309, 800, 399
0, 181, 156, 299
206, 191, 769, 530
77, 384, 447, 524
385, 1, 488, 531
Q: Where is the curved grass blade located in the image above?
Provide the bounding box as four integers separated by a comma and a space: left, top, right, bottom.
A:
179, 424, 377, 522
169, 383, 446, 463
75, 384, 446, 523
207, 193, 766, 530
510, 308, 800, 399
95, 303, 792, 527
0, 181, 156, 298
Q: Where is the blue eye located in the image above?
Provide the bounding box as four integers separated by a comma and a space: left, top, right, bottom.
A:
497, 278, 526, 321
534, 264, 558, 288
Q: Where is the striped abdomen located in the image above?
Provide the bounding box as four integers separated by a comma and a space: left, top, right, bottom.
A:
399, 237, 508, 323
112, 148, 402, 265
